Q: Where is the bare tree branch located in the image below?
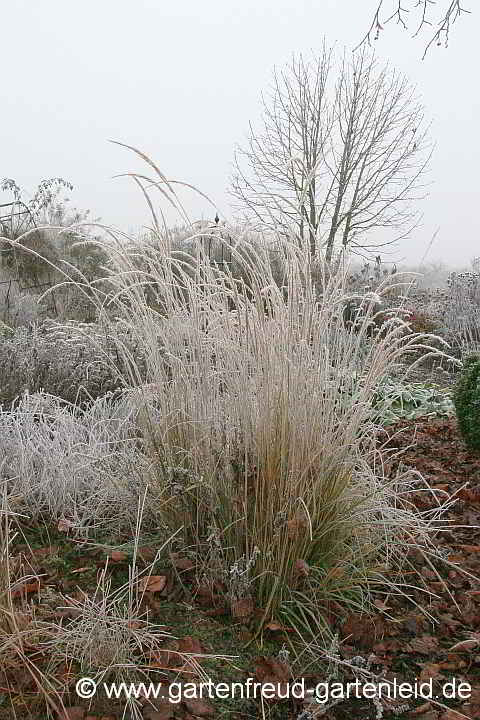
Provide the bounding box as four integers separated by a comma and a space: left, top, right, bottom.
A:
230, 45, 432, 263
356, 1, 471, 58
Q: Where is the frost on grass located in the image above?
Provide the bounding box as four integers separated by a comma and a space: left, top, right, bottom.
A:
0, 391, 154, 528
0, 149, 459, 638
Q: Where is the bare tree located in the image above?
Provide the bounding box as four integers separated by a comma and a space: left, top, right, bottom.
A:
359, 1, 471, 58
231, 46, 431, 263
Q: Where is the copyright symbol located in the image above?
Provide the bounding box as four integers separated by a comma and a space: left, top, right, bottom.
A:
76, 677, 97, 699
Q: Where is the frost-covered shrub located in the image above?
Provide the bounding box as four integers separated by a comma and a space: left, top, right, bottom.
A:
443, 271, 480, 349
343, 257, 418, 337
391, 271, 480, 364
346, 256, 395, 294
0, 391, 152, 526
0, 319, 131, 408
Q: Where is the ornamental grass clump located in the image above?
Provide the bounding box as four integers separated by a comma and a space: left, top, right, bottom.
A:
7, 147, 453, 635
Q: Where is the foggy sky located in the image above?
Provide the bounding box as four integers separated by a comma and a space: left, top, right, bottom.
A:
1, 0, 478, 268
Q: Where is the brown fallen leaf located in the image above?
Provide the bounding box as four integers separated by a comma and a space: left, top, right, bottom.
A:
151, 636, 204, 671
458, 488, 480, 505
178, 636, 204, 654
109, 550, 128, 562
455, 544, 480, 553
406, 635, 439, 655
11, 580, 40, 598
419, 663, 442, 682
254, 655, 292, 685
341, 613, 381, 648
438, 660, 467, 671
194, 583, 224, 608
150, 640, 180, 668
265, 621, 293, 633
139, 575, 167, 593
